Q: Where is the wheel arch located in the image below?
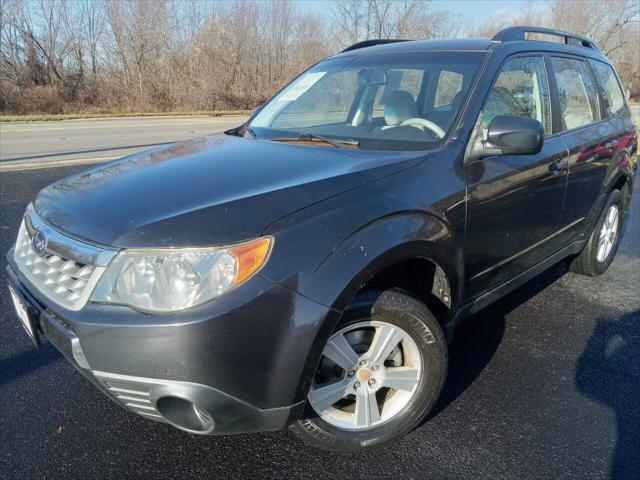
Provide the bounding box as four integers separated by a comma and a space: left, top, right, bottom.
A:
582, 152, 634, 237
610, 173, 633, 212
604, 147, 634, 198
300, 211, 462, 312
294, 211, 462, 404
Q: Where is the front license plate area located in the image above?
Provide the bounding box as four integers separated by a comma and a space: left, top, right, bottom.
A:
8, 285, 40, 347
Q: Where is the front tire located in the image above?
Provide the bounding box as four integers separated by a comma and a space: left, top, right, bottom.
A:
568, 189, 624, 277
290, 289, 447, 452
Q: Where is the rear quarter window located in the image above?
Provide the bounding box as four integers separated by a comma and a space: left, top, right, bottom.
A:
589, 60, 627, 118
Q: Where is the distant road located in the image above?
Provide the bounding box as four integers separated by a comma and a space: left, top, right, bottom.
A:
0, 115, 248, 170
631, 104, 639, 117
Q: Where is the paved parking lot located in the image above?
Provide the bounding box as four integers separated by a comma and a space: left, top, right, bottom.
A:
0, 161, 638, 479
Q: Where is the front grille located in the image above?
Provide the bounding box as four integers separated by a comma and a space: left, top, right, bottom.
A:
13, 220, 107, 310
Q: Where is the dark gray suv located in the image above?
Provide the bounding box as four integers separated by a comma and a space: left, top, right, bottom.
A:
7, 26, 637, 452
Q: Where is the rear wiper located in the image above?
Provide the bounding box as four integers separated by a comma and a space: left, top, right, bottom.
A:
270, 132, 359, 149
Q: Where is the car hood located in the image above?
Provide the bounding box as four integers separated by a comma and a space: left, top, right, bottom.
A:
34, 134, 426, 248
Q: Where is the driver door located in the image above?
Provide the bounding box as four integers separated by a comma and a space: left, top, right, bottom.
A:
463, 54, 569, 299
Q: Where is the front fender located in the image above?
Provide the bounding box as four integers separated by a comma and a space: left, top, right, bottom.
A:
268, 211, 463, 405
303, 212, 462, 314
257, 154, 467, 404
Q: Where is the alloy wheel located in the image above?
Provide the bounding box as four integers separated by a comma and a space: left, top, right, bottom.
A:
596, 204, 619, 263
308, 320, 422, 431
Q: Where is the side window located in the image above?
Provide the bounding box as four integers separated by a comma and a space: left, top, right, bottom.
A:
550, 57, 600, 130
589, 60, 626, 117
434, 70, 463, 109
480, 56, 552, 135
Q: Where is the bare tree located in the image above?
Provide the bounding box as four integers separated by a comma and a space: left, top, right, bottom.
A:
471, 0, 639, 98
547, 0, 639, 56
1, 0, 637, 115
547, 0, 640, 97
331, 0, 466, 46
77, 0, 105, 80
331, 0, 368, 45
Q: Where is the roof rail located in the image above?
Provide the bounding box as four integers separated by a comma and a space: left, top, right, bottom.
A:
492, 26, 600, 52
341, 39, 409, 53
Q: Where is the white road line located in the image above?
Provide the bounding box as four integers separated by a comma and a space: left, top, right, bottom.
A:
0, 155, 119, 172
0, 119, 237, 133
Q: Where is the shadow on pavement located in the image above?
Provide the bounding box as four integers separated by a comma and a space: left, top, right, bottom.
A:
431, 262, 569, 418
576, 309, 640, 480
0, 343, 61, 387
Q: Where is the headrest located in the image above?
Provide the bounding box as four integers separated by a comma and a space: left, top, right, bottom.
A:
384, 90, 417, 126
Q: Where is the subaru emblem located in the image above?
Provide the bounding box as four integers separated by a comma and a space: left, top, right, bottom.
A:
32, 228, 48, 257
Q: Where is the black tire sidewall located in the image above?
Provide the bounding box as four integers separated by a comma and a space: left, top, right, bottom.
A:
291, 290, 447, 452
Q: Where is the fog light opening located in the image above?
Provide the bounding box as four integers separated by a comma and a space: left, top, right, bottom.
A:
156, 396, 214, 434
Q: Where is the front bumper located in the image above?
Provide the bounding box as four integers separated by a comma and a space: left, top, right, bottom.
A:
6, 252, 333, 435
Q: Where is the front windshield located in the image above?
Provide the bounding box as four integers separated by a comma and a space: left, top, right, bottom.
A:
249, 51, 485, 151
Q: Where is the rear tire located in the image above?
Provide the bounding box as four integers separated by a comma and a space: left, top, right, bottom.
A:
290, 289, 447, 452
568, 189, 624, 277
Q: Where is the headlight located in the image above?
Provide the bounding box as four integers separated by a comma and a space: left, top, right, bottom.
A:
91, 237, 272, 312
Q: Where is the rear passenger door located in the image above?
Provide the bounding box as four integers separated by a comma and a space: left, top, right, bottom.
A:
547, 55, 614, 240
464, 55, 569, 299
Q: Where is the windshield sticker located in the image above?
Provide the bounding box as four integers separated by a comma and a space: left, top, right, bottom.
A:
278, 72, 326, 101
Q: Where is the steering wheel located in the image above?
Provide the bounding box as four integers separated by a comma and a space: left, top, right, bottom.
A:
400, 118, 446, 139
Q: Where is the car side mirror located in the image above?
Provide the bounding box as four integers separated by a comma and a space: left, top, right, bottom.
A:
468, 115, 544, 161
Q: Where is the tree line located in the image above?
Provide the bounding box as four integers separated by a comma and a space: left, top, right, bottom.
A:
0, 0, 638, 115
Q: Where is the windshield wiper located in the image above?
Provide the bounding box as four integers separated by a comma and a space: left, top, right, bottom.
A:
270, 132, 359, 149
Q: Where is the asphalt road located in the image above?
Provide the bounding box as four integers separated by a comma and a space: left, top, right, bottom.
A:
0, 116, 248, 169
1, 164, 639, 479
